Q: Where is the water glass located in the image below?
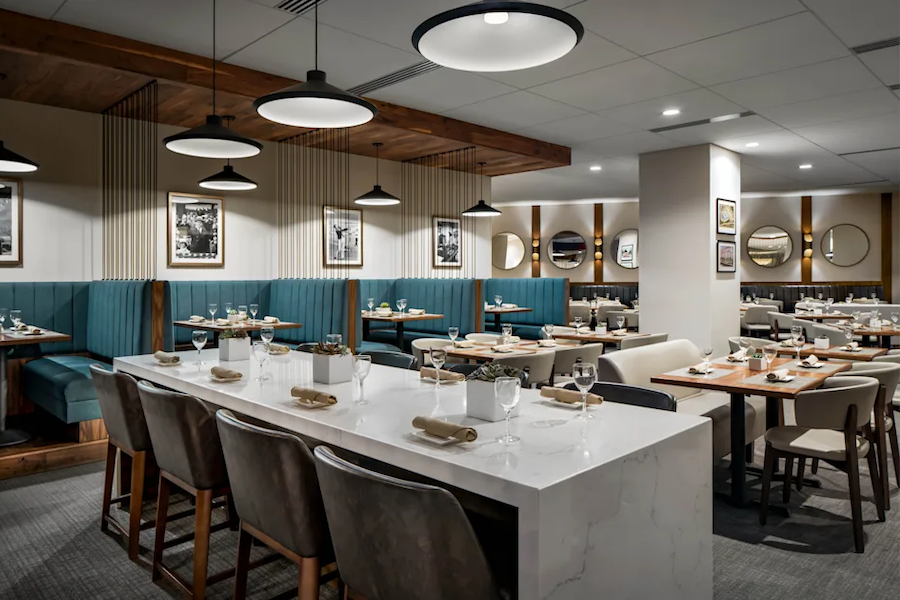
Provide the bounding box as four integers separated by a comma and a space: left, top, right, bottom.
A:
192, 330, 207, 369
739, 337, 752, 355
367, 297, 375, 314
501, 323, 513, 342
843, 326, 854, 346
431, 348, 447, 388
573, 316, 583, 329
10, 309, 22, 327
448, 326, 459, 342
872, 292, 877, 300
763, 345, 778, 371
891, 312, 899, 325
397, 298, 407, 314
616, 316, 626, 330
494, 295, 503, 309
818, 292, 823, 301
614, 296, 620, 303
848, 293, 854, 301
224, 302, 233, 315
0, 307, 7, 331
353, 355, 372, 404
260, 326, 275, 345
249, 303, 259, 323
208, 303, 218, 322
326, 333, 343, 346
701, 346, 714, 378
543, 324, 554, 339
252, 341, 269, 382
495, 377, 521, 442
825, 298, 834, 312
769, 293, 774, 300
572, 363, 597, 420
238, 305, 248, 326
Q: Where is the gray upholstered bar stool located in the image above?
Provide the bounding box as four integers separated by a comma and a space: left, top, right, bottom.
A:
137, 381, 235, 600
215, 410, 339, 600
313, 445, 504, 600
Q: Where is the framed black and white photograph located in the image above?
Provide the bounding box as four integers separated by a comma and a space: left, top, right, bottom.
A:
717, 240, 736, 273
324, 206, 362, 267
0, 178, 23, 267
433, 216, 461, 268
717, 198, 737, 235
167, 192, 224, 268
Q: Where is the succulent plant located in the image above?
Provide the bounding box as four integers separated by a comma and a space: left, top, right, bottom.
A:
467, 362, 522, 382
220, 328, 248, 339
312, 341, 350, 356
379, 302, 390, 308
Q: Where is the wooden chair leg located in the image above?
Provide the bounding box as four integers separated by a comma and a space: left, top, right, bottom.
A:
152, 476, 171, 582
226, 492, 239, 531
100, 442, 116, 533
759, 443, 775, 526
128, 451, 147, 561
298, 557, 320, 600
783, 455, 794, 504
847, 455, 865, 553
866, 447, 885, 522
796, 457, 806, 491
888, 421, 900, 488
233, 525, 252, 600
193, 489, 214, 600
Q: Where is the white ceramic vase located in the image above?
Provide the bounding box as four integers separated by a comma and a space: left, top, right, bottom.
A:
313, 353, 353, 384
465, 379, 520, 422
219, 337, 250, 362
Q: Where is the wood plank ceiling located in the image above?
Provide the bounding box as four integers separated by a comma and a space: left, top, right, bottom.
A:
0, 8, 570, 176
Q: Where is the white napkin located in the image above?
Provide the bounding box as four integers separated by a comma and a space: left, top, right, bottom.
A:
611, 328, 628, 336
844, 342, 860, 350
577, 326, 592, 334
453, 340, 474, 348
492, 344, 514, 353
538, 339, 556, 347
882, 319, 893, 326
688, 364, 711, 374
24, 326, 43, 335
767, 369, 790, 381
215, 318, 231, 325
727, 349, 747, 362
263, 316, 280, 323
189, 315, 205, 322
501, 303, 518, 309
407, 308, 425, 315
800, 355, 820, 367
780, 339, 796, 347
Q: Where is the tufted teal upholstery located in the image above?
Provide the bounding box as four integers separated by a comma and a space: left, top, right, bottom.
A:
0, 282, 90, 354
86, 280, 152, 360
167, 280, 271, 346
395, 279, 477, 335
269, 279, 349, 344
22, 355, 104, 423
355, 279, 398, 335
483, 278, 566, 328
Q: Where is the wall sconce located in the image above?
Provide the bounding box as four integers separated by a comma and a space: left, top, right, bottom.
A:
532, 252, 540, 261
594, 251, 602, 260
532, 239, 540, 248
532, 238, 540, 262
594, 237, 603, 261
802, 232, 813, 258
803, 233, 812, 243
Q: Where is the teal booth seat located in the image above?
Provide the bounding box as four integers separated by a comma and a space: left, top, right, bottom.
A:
21, 280, 152, 424
0, 282, 91, 356
354, 279, 401, 353
268, 279, 350, 345
167, 280, 271, 347
483, 278, 567, 339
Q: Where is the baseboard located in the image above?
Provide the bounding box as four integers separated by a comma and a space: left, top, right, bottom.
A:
0, 439, 107, 480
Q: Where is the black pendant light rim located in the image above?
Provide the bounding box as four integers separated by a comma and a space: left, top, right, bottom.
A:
253, 71, 377, 119
163, 115, 263, 151
355, 184, 401, 202
0, 141, 39, 169
462, 199, 502, 216
200, 164, 257, 186
412, 1, 585, 51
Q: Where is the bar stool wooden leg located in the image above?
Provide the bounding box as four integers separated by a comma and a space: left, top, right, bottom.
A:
889, 420, 900, 487
127, 451, 147, 560
100, 442, 116, 533
193, 489, 213, 600
233, 526, 252, 600
152, 476, 171, 582
298, 557, 320, 600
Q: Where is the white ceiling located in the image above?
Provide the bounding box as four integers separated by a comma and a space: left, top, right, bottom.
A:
1, 0, 898, 201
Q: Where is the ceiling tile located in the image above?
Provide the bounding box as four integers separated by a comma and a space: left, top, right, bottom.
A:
859, 47, 900, 86
803, 0, 900, 47
741, 165, 801, 192
575, 131, 681, 158
648, 13, 849, 86
368, 70, 516, 114
710, 57, 883, 110
597, 88, 746, 130
843, 148, 900, 183
0, 0, 65, 18
493, 168, 639, 202
759, 88, 900, 129
529, 58, 698, 112
516, 113, 640, 146
441, 91, 585, 131
793, 113, 900, 155
55, 0, 294, 60
659, 115, 783, 145
568, 0, 804, 55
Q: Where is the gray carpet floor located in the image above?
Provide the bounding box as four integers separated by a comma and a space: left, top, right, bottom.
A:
0, 447, 898, 600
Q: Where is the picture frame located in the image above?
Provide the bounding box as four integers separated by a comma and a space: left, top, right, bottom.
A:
323, 206, 363, 267
717, 198, 737, 235
620, 244, 634, 261
717, 240, 736, 273
432, 216, 462, 268
0, 177, 23, 267
167, 192, 224, 268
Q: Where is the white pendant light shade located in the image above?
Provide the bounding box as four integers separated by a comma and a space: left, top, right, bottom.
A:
199, 164, 257, 191
413, 2, 584, 72
255, 70, 377, 129
164, 115, 262, 159
0, 141, 39, 173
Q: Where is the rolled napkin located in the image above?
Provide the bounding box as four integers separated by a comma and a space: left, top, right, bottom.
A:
845, 341, 859, 350
882, 319, 893, 327
153, 350, 180, 364
780, 339, 796, 347
291, 387, 337, 405
267, 343, 290, 355
13, 322, 27, 331
538, 339, 556, 347
210, 366, 242, 380
611, 328, 628, 336
688, 364, 711, 374
767, 369, 790, 381
492, 344, 515, 352
189, 315, 205, 323
577, 326, 592, 334
215, 318, 231, 325
24, 326, 43, 335
419, 367, 465, 382
501, 303, 518, 309
540, 387, 603, 405
800, 355, 819, 367
727, 349, 747, 362
263, 316, 280, 323
508, 335, 521, 343
407, 308, 426, 315
453, 339, 474, 348
412, 416, 477, 442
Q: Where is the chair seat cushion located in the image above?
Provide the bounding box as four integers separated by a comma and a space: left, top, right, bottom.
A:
766, 426, 869, 461
22, 355, 105, 424
356, 340, 401, 353
744, 324, 770, 331
678, 392, 765, 461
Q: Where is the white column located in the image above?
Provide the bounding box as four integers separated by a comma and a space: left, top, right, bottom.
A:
639, 144, 741, 356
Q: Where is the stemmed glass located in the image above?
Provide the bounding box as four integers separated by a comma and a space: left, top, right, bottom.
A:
238, 305, 248, 326
326, 333, 343, 346
397, 298, 407, 315
851, 310, 861, 322
448, 326, 459, 343
763, 345, 778, 372
790, 325, 803, 363
249, 303, 259, 323
353, 355, 372, 404
208, 303, 218, 323
848, 293, 854, 301
701, 346, 714, 378
10, 309, 22, 328
252, 341, 269, 382
769, 293, 774, 300
501, 323, 512, 344
543, 324, 554, 340
891, 312, 899, 326
843, 326, 854, 348
192, 330, 207, 370
431, 348, 447, 388
739, 337, 752, 357
495, 376, 521, 442
367, 297, 375, 314
494, 295, 503, 309
872, 292, 878, 301
818, 292, 824, 301
260, 326, 275, 347
616, 315, 626, 330
573, 316, 583, 330
224, 302, 233, 316
572, 363, 597, 420
825, 298, 834, 313
795, 332, 805, 363
0, 308, 7, 332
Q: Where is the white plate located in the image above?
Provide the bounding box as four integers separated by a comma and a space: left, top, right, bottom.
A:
155, 361, 181, 368
840, 347, 862, 352
208, 375, 242, 383
537, 342, 557, 348
412, 430, 462, 446
539, 399, 586, 410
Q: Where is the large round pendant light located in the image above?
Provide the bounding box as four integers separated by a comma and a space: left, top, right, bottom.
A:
254, 2, 376, 128
413, 1, 584, 72
355, 143, 399, 206
0, 141, 39, 173
163, 1, 261, 159
462, 162, 501, 217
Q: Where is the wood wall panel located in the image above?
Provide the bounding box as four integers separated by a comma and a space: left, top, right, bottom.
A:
801, 196, 812, 284
883, 192, 893, 302
531, 206, 541, 278
594, 204, 603, 283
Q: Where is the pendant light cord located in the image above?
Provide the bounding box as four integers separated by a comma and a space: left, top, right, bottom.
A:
212, 0, 217, 114
314, 0, 318, 70
375, 144, 379, 183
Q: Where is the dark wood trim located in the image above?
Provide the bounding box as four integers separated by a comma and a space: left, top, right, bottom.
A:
347, 279, 358, 352
882, 192, 893, 303
593, 203, 603, 283
742, 281, 885, 286
474, 279, 483, 333
531, 206, 541, 278
151, 280, 165, 352
0, 438, 107, 480
801, 196, 812, 284
77, 418, 108, 443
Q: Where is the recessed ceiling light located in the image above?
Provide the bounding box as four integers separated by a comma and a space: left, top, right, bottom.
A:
590, 165, 602, 171
662, 109, 680, 116
745, 142, 759, 148
799, 164, 813, 169
710, 113, 741, 123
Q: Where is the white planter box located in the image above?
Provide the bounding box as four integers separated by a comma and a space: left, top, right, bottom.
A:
219, 337, 250, 362
375, 308, 392, 316
313, 353, 353, 384
228, 313, 242, 323
748, 357, 766, 371
465, 379, 520, 423
814, 337, 830, 350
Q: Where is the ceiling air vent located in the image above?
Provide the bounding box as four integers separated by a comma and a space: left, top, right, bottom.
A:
889, 84, 900, 91
851, 37, 900, 54
348, 61, 442, 96
274, 0, 326, 16
649, 111, 756, 133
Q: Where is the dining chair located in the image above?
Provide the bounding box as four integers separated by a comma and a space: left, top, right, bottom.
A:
767, 312, 795, 340
759, 376, 884, 553
312, 445, 504, 600
619, 333, 668, 350
547, 326, 577, 336
606, 310, 638, 330
564, 381, 676, 411
215, 410, 340, 600
448, 363, 529, 388
137, 381, 235, 600
491, 351, 555, 388
359, 350, 418, 370
809, 323, 850, 347
551, 343, 604, 386
727, 337, 770, 354
873, 354, 900, 409
465, 333, 502, 344
743, 305, 775, 337
411, 338, 461, 368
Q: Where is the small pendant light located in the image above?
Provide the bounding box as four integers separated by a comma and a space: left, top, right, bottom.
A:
0, 141, 39, 173
462, 162, 501, 217
164, 1, 262, 159
254, 2, 377, 128
355, 143, 400, 206
199, 117, 258, 190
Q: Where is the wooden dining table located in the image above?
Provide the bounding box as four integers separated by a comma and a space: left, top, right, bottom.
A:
552, 330, 651, 346
484, 306, 532, 330
790, 312, 851, 323
432, 339, 581, 362
173, 319, 303, 345
361, 312, 444, 349
774, 342, 888, 361
853, 325, 900, 348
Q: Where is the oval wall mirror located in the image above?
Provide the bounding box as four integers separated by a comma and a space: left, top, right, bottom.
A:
821, 224, 869, 267
547, 231, 587, 270
611, 229, 639, 269
747, 225, 793, 268
491, 232, 526, 270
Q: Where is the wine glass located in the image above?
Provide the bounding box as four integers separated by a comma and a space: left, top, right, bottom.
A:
825, 298, 834, 313
326, 333, 343, 346
872, 292, 877, 301
543, 324, 554, 340
572, 363, 597, 420
763, 345, 778, 372
397, 298, 407, 315
208, 303, 218, 322
753, 297, 760, 305
353, 355, 372, 404
448, 326, 459, 343
192, 330, 207, 370
843, 326, 854, 348
795, 332, 805, 363
616, 315, 626, 330
10, 309, 22, 328
249, 303, 259, 323
739, 337, 751, 357
769, 293, 774, 300
851, 310, 861, 322
431, 347, 447, 388
224, 302, 233, 316
891, 312, 899, 325
573, 316, 583, 329
701, 346, 714, 378
367, 297, 375, 314
252, 341, 269, 382
494, 295, 503, 309
501, 323, 513, 344
0, 308, 7, 332
495, 376, 521, 442
614, 296, 621, 304
817, 292, 823, 301
848, 293, 854, 301
238, 305, 248, 326
260, 326, 275, 346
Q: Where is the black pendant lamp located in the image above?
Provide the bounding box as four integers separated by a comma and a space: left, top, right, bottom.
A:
254, 2, 376, 128
199, 117, 258, 191
164, 1, 261, 159
462, 162, 501, 218
413, 1, 584, 73
355, 143, 400, 206
0, 141, 39, 173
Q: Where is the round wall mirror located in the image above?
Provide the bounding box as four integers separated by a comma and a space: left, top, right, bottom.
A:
547, 231, 587, 270
747, 226, 793, 268
611, 229, 639, 269
821, 224, 869, 267
491, 232, 526, 270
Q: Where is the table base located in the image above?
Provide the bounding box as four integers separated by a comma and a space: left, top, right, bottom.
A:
0, 428, 31, 447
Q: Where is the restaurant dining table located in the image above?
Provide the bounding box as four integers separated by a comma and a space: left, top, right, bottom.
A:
484, 306, 532, 331
651, 356, 851, 508
0, 327, 72, 447
790, 312, 851, 323
774, 343, 888, 361
552, 330, 651, 346
361, 312, 444, 349
432, 339, 581, 362
115, 348, 713, 599
852, 325, 900, 348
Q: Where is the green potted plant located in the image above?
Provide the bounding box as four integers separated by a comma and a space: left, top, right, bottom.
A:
376, 302, 392, 316
219, 327, 250, 361
311, 339, 353, 384
465, 363, 523, 422
227, 308, 242, 324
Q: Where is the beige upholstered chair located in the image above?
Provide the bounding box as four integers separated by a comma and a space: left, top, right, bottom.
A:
549, 326, 577, 335
727, 337, 771, 354
743, 305, 775, 336
767, 312, 795, 340
759, 377, 884, 553
411, 338, 461, 368
619, 333, 668, 350
568, 303, 592, 324
873, 354, 900, 408
551, 344, 604, 387
492, 352, 555, 388
465, 333, 502, 344
606, 310, 638, 330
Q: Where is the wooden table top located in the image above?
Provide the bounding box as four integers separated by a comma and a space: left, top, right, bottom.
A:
428, 339, 580, 362
854, 325, 900, 336
552, 331, 650, 344
775, 343, 888, 362
173, 320, 302, 332
484, 306, 533, 314
790, 313, 851, 320
651, 356, 851, 399
0, 328, 72, 347
362, 312, 444, 322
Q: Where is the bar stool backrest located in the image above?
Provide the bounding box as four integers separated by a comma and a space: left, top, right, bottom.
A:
89, 364, 151, 452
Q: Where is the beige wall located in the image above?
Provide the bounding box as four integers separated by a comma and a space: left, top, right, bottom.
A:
741, 196, 802, 282
489, 204, 532, 278
603, 201, 639, 282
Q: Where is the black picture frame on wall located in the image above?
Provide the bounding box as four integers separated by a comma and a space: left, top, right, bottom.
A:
717, 198, 737, 235
717, 240, 736, 273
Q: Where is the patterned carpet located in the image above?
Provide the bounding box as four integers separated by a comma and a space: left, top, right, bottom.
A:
0, 446, 898, 600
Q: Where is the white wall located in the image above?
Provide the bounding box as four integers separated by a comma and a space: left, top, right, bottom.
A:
540, 202, 593, 282
741, 196, 801, 282
489, 204, 531, 278
811, 194, 881, 282
894, 192, 899, 302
